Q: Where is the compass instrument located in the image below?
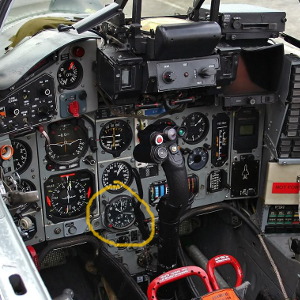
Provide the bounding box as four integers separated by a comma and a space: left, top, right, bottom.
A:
187, 147, 209, 171
102, 161, 133, 193
12, 139, 32, 174
46, 119, 89, 165
99, 119, 132, 157
44, 170, 94, 222
57, 59, 83, 89
105, 195, 135, 230
181, 112, 209, 144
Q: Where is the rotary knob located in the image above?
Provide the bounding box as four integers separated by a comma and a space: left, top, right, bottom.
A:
162, 71, 176, 83
198, 67, 217, 78
37, 105, 49, 117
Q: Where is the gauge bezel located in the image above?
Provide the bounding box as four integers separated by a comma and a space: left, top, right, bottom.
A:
187, 147, 209, 171
102, 161, 133, 194
181, 112, 209, 145
57, 59, 83, 90
105, 195, 136, 230
45, 118, 89, 166
18, 179, 36, 193
44, 170, 95, 223
11, 139, 32, 174
99, 119, 133, 157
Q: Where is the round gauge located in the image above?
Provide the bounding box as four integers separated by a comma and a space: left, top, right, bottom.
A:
12, 139, 32, 174
10, 180, 36, 212
102, 161, 133, 193
57, 59, 83, 89
99, 119, 132, 157
181, 112, 209, 144
17, 179, 36, 192
105, 195, 135, 230
187, 147, 209, 171
44, 171, 94, 220
46, 119, 89, 165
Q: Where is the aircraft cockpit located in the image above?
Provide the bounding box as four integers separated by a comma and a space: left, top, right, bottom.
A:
0, 0, 300, 299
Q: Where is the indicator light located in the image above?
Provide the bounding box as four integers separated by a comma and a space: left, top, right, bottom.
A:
73, 46, 85, 58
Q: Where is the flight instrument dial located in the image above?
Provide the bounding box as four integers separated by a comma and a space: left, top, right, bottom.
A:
105, 195, 135, 230
46, 119, 89, 165
44, 171, 94, 222
99, 119, 132, 157
57, 59, 83, 89
181, 112, 209, 144
12, 139, 32, 174
102, 161, 133, 193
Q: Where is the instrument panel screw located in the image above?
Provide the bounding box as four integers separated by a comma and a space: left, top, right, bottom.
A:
54, 228, 61, 234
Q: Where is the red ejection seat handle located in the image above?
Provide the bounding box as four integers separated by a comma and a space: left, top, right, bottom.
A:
147, 266, 213, 300
206, 254, 243, 290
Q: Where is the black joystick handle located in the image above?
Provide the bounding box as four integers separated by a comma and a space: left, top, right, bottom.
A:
134, 123, 189, 299
134, 123, 189, 207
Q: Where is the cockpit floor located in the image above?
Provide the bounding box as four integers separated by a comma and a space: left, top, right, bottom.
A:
40, 256, 97, 299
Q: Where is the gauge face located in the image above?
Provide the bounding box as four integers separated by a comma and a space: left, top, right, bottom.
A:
44, 171, 94, 221
57, 59, 83, 89
12, 139, 32, 174
46, 119, 89, 165
99, 119, 132, 156
181, 112, 209, 144
17, 179, 36, 193
11, 180, 36, 211
187, 147, 209, 171
105, 195, 135, 230
102, 161, 133, 193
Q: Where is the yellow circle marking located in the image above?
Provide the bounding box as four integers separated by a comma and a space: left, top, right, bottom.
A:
86, 180, 155, 248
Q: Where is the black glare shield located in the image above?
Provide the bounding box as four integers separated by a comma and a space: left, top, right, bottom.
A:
154, 21, 221, 60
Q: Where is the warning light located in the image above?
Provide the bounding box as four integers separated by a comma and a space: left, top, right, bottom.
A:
72, 46, 85, 58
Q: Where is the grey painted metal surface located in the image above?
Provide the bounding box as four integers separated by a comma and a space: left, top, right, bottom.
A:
0, 30, 98, 90
0, 193, 51, 300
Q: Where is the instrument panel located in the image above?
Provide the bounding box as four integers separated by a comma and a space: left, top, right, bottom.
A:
3, 104, 265, 247
0, 37, 266, 276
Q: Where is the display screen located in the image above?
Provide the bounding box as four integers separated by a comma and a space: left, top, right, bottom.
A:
239, 124, 255, 136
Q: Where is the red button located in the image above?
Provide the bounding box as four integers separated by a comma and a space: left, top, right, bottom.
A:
155, 135, 164, 145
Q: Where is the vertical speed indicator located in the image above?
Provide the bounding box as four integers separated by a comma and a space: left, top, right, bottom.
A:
102, 161, 133, 193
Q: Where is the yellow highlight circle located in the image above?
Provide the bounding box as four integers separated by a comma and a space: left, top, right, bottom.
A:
86, 180, 155, 248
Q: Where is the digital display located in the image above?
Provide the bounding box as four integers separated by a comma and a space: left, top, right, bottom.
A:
239, 124, 254, 136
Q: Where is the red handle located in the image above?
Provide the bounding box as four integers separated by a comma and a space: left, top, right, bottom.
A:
206, 254, 243, 290
147, 266, 213, 300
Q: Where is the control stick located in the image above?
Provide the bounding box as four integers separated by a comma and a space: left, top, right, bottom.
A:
133, 123, 189, 299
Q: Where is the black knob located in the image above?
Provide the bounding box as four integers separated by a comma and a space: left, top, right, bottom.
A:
7, 106, 20, 117
40, 88, 51, 96
37, 105, 49, 117
232, 20, 241, 29
162, 71, 176, 83
198, 67, 217, 78
79, 90, 87, 100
